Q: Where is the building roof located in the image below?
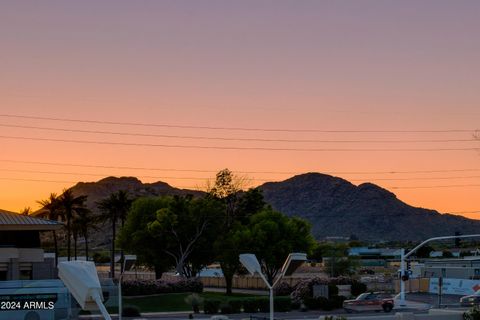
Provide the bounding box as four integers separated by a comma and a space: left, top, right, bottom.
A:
0, 209, 63, 231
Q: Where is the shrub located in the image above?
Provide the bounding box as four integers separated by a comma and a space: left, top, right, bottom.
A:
92, 252, 110, 263
329, 295, 346, 309
328, 284, 339, 297
184, 293, 204, 313
274, 282, 293, 296
220, 302, 232, 314
122, 306, 140, 317
274, 296, 292, 312
291, 299, 301, 310
243, 298, 259, 313
304, 297, 329, 310
203, 299, 221, 314
257, 297, 270, 312
122, 278, 203, 296
228, 300, 242, 313
304, 296, 342, 311
350, 281, 367, 297
464, 306, 480, 320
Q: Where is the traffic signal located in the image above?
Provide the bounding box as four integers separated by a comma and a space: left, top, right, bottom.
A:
406, 260, 411, 272
455, 231, 461, 247
401, 274, 409, 281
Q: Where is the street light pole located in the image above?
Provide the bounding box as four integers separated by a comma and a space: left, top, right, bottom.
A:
399, 234, 480, 307
240, 253, 307, 320
118, 255, 136, 320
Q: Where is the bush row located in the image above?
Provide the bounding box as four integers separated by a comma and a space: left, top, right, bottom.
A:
122, 278, 203, 296
303, 295, 346, 311
203, 296, 292, 314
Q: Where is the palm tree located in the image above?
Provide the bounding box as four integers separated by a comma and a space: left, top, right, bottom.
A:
37, 193, 64, 266
96, 190, 133, 278
57, 189, 88, 261
20, 207, 32, 215
72, 207, 96, 261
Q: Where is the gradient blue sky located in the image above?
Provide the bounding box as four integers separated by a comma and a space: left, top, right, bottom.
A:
1, 0, 479, 216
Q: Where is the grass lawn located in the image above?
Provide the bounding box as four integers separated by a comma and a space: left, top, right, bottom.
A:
122, 292, 260, 313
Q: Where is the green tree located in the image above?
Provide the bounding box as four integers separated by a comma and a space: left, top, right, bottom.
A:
117, 197, 172, 278
148, 195, 222, 277
57, 189, 88, 261
415, 245, 434, 258
97, 190, 133, 278
311, 242, 358, 277
209, 169, 266, 294
37, 193, 63, 266
442, 250, 454, 258
244, 208, 316, 284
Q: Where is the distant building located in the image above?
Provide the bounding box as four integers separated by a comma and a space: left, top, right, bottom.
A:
0, 209, 63, 280
348, 247, 402, 267
429, 250, 461, 258
422, 257, 480, 279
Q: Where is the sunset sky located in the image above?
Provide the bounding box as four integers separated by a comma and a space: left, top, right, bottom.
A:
1, 1, 479, 217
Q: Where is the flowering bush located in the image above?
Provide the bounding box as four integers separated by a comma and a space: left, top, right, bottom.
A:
122, 278, 203, 296
274, 282, 293, 296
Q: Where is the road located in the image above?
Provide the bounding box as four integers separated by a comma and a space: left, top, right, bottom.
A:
79, 292, 463, 320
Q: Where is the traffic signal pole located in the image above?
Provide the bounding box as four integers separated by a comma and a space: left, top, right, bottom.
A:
399, 234, 480, 307
400, 249, 406, 306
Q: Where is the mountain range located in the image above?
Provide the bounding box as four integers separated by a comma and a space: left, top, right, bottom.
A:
64, 173, 479, 242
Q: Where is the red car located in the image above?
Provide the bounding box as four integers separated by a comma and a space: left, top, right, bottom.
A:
343, 292, 394, 313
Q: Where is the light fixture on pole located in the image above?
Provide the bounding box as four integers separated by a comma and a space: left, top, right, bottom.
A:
118, 255, 136, 320
240, 253, 307, 320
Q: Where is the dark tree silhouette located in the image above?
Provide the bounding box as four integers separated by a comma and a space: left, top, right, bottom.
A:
97, 190, 133, 278
37, 193, 64, 266
57, 189, 88, 261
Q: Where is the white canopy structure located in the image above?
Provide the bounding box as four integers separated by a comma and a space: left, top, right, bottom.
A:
58, 261, 111, 320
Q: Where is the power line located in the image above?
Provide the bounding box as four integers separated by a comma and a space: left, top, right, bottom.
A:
0, 123, 477, 144
390, 184, 480, 189
2, 176, 480, 191
0, 177, 75, 184
2, 168, 480, 183
0, 114, 477, 133
1, 159, 480, 175
449, 210, 480, 214
1, 135, 479, 152
0, 168, 264, 181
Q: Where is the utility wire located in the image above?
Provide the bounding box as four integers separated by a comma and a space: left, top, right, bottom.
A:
390, 184, 480, 189
1, 135, 479, 152
1, 159, 480, 175
2, 168, 480, 182
0, 114, 477, 133
0, 123, 476, 144
2, 177, 480, 190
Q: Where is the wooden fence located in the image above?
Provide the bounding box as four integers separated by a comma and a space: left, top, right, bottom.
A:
393, 278, 430, 293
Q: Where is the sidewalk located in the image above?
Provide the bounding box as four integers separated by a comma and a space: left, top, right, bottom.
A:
393, 299, 431, 311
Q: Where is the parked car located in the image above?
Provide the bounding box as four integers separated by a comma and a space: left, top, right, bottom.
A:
343, 292, 394, 313
460, 293, 480, 307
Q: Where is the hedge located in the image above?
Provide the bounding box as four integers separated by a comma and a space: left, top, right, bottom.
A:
204, 299, 221, 314
122, 278, 203, 296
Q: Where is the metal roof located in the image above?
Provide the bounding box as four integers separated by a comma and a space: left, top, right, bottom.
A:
0, 209, 63, 231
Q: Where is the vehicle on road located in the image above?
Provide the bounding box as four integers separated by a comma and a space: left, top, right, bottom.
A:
343, 292, 394, 313
460, 292, 480, 307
